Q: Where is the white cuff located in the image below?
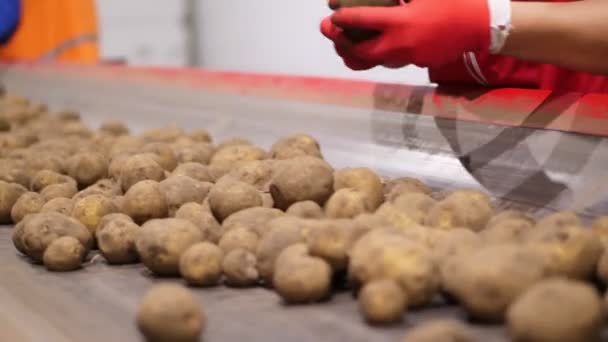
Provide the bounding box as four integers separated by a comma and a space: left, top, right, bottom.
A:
488, 0, 512, 54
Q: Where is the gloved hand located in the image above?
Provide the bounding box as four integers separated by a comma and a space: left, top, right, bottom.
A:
321, 0, 499, 70
320, 16, 379, 71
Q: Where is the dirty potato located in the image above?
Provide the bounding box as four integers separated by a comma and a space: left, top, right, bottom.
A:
333, 167, 384, 210
286, 201, 325, 219
270, 156, 334, 210
325, 188, 371, 219
42, 236, 87, 272
122, 180, 169, 224
136, 283, 205, 342
96, 214, 140, 264
425, 189, 494, 231
0, 180, 27, 223
358, 279, 407, 325
119, 154, 166, 192
135, 218, 204, 276
179, 242, 224, 286
208, 177, 262, 222
175, 202, 222, 243
159, 175, 212, 216
10, 191, 44, 223
441, 244, 547, 322
273, 244, 332, 304
269, 134, 322, 159
507, 279, 603, 342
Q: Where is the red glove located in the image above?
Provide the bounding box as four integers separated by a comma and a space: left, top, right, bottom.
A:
321, 0, 492, 70
320, 16, 378, 71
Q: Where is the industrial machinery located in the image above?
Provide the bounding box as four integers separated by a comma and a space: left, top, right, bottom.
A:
1, 64, 607, 341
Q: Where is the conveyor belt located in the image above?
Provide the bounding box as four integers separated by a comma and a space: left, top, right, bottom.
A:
1, 64, 608, 341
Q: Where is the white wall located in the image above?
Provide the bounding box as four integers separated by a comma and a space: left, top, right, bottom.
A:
196, 1, 429, 85
96, 0, 430, 85
96, 0, 189, 66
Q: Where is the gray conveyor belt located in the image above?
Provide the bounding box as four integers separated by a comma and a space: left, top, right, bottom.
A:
0, 67, 607, 341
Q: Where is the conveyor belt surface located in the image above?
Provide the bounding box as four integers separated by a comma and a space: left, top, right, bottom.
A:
1, 64, 608, 341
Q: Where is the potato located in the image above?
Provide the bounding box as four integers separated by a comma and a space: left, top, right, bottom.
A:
384, 177, 432, 202
218, 227, 259, 254
108, 154, 131, 180
208, 177, 262, 222
14, 212, 93, 262
269, 134, 322, 159
210, 144, 266, 176
175, 202, 222, 243
99, 120, 129, 136
226, 160, 277, 191
0, 180, 27, 223
42, 236, 86, 272
0, 117, 10, 131
212, 138, 249, 152
29, 170, 74, 192
220, 207, 284, 237
486, 209, 535, 228
0, 162, 29, 187
270, 156, 334, 210
158, 175, 211, 216
136, 218, 204, 276
261, 192, 274, 208
184, 129, 210, 143
10, 191, 44, 223
286, 201, 325, 219
592, 216, 608, 246
24, 154, 65, 177
256, 219, 308, 282
536, 210, 581, 229
440, 244, 547, 322
349, 229, 439, 306
123, 180, 169, 224
597, 251, 608, 286
41, 197, 74, 216
507, 279, 603, 342
358, 279, 407, 325
324, 188, 371, 219
75, 179, 122, 199
141, 142, 178, 171
429, 228, 482, 265
222, 248, 259, 287
307, 219, 370, 271
96, 214, 140, 264
480, 218, 534, 244
72, 194, 119, 236
136, 283, 205, 342
40, 181, 78, 201
174, 143, 214, 165
425, 190, 494, 231
367, 207, 415, 233
172, 162, 214, 183
373, 193, 436, 230
525, 224, 602, 280
273, 244, 332, 303
403, 320, 475, 342
179, 242, 224, 286
333, 167, 383, 210
119, 154, 166, 192
66, 152, 109, 188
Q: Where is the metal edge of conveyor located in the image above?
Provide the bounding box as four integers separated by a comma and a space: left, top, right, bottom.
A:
1, 64, 608, 222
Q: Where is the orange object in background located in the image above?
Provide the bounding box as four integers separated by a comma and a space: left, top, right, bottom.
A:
0, 0, 99, 63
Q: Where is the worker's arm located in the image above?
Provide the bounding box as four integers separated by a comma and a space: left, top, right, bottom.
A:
501, 0, 608, 75
0, 0, 20, 44
320, 0, 608, 75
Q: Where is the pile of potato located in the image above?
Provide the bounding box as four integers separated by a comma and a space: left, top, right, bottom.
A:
3, 91, 608, 342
